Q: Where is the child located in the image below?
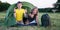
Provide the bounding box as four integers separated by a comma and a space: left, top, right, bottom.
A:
14, 1, 26, 25
25, 7, 39, 26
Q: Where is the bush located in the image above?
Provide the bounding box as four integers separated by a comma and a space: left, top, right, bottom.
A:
0, 2, 11, 12
38, 8, 53, 12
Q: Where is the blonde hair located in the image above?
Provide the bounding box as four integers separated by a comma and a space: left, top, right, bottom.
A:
31, 7, 38, 14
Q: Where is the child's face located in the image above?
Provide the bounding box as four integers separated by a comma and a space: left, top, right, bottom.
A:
33, 8, 38, 14
17, 3, 22, 8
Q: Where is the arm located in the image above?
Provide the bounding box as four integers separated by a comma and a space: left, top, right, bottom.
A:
14, 8, 16, 18
24, 9, 28, 18
36, 15, 39, 26
29, 14, 34, 18
24, 10, 27, 15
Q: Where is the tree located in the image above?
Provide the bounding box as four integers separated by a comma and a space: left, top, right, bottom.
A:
0, 2, 11, 12
0, 1, 2, 4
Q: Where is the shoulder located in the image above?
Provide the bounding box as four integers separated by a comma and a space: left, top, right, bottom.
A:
14, 8, 18, 10
14, 8, 17, 13
29, 14, 32, 16
21, 8, 25, 11
21, 9, 27, 12
36, 15, 38, 18
21, 8, 25, 10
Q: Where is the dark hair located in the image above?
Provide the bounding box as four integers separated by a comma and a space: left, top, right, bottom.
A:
16, 1, 22, 5
31, 7, 38, 14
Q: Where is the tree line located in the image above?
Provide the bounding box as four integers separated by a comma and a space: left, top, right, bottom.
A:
0, 1, 11, 12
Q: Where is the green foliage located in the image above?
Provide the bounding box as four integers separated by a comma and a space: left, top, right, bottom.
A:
53, 0, 60, 12
38, 8, 53, 12
0, 1, 11, 12
57, 0, 60, 3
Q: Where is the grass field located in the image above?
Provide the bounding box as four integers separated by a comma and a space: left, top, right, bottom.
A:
0, 12, 60, 30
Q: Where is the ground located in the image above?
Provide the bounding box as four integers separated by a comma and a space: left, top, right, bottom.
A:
0, 12, 60, 30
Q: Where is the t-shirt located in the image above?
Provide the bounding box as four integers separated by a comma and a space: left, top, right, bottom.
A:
15, 8, 25, 22
28, 14, 36, 22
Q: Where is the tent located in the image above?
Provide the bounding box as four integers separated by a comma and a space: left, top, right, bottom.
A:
4, 2, 35, 26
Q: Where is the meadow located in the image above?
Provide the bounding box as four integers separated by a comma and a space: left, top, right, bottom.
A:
0, 12, 60, 30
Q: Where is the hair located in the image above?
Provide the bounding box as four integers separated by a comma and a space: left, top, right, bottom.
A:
16, 1, 22, 5
15, 1, 22, 9
31, 7, 38, 14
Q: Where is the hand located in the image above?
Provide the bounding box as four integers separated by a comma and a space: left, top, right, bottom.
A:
31, 15, 34, 18
36, 22, 40, 27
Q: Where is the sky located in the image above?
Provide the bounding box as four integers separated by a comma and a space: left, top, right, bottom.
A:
0, 0, 57, 8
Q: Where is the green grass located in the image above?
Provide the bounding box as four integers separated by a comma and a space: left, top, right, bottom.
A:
0, 12, 60, 30
0, 12, 6, 18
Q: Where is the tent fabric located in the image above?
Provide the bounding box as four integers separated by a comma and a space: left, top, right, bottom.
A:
4, 4, 16, 26
4, 2, 35, 26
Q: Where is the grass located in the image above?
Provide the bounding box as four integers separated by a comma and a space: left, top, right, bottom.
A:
0, 12, 60, 30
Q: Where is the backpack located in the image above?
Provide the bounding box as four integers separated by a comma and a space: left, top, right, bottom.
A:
41, 14, 51, 27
